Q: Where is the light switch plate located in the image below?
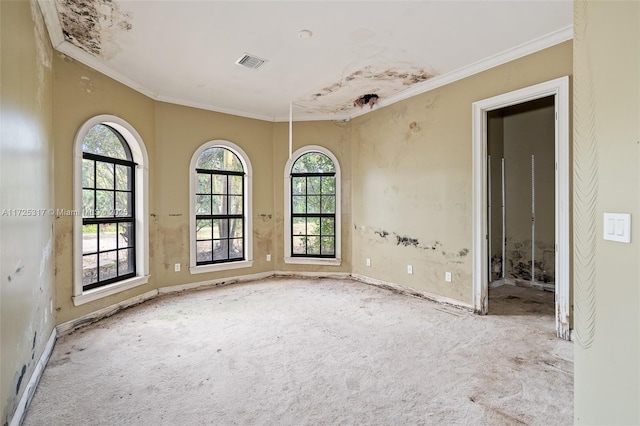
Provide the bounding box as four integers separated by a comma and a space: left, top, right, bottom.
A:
603, 213, 631, 243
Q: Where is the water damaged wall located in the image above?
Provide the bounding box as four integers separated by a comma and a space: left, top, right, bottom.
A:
1, 1, 55, 424
350, 41, 572, 304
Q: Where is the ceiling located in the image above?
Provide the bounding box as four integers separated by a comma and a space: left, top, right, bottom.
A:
38, 1, 573, 122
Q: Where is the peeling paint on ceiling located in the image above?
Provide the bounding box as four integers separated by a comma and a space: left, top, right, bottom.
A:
55, 0, 132, 57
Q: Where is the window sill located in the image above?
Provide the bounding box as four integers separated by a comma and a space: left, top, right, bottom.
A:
284, 257, 342, 266
190, 260, 253, 275
73, 275, 150, 306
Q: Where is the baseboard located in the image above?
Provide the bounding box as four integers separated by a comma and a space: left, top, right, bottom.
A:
351, 273, 473, 311
56, 289, 159, 336
158, 271, 274, 295
274, 270, 351, 279
9, 328, 57, 426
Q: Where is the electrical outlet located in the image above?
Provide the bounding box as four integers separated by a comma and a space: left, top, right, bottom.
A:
174, 263, 181, 272
366, 258, 371, 267
266, 254, 272, 262
445, 272, 452, 282
407, 265, 413, 274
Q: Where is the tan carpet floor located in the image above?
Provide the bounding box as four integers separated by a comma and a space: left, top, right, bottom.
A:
23, 277, 573, 425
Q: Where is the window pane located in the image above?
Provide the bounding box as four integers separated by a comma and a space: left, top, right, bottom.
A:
115, 192, 131, 217
82, 224, 97, 254
307, 196, 320, 214
197, 240, 212, 262
306, 217, 320, 235
292, 177, 305, 195
229, 175, 242, 195
96, 191, 115, 217
321, 196, 335, 214
99, 223, 117, 251
197, 147, 243, 172
229, 196, 243, 215
82, 124, 129, 160
307, 177, 321, 195
230, 239, 243, 259
230, 219, 243, 238
292, 217, 305, 235
118, 223, 134, 248
292, 196, 306, 214
196, 195, 211, 215
321, 218, 335, 236
213, 219, 228, 239
292, 152, 335, 173
115, 165, 131, 190
321, 237, 335, 256
82, 254, 98, 286
197, 174, 211, 194
306, 236, 320, 255
292, 236, 306, 254
321, 177, 335, 195
212, 175, 226, 194
118, 248, 134, 275
213, 240, 229, 261
196, 219, 212, 240
96, 162, 114, 189
212, 195, 225, 214
82, 159, 95, 188
82, 190, 95, 218
99, 251, 118, 281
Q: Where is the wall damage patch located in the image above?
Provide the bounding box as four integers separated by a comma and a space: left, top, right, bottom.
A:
56, 0, 132, 57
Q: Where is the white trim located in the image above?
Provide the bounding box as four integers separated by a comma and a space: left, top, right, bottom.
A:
351, 274, 473, 311
9, 328, 57, 426
275, 271, 351, 279
471, 76, 571, 339
159, 271, 273, 295
283, 257, 342, 266
284, 145, 342, 265
188, 140, 253, 271
59, 290, 159, 336
73, 115, 150, 305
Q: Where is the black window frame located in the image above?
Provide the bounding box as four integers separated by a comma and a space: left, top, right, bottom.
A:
290, 164, 337, 258
194, 162, 246, 266
81, 125, 137, 291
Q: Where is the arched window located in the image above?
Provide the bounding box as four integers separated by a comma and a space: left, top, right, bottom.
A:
190, 141, 253, 273
284, 146, 341, 265
74, 116, 149, 305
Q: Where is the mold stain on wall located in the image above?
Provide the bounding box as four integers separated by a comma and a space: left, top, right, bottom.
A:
55, 0, 132, 57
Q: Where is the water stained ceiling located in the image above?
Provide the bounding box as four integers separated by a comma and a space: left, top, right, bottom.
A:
38, 1, 573, 122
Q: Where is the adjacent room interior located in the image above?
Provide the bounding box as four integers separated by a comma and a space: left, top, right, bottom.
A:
2, 1, 639, 425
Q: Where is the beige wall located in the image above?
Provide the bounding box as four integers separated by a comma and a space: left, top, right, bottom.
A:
272, 121, 352, 273
0, 1, 55, 423
351, 41, 572, 304
487, 111, 505, 280
573, 1, 640, 424
52, 51, 157, 324
153, 102, 275, 287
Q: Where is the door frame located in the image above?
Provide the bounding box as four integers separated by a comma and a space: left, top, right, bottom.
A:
471, 76, 570, 340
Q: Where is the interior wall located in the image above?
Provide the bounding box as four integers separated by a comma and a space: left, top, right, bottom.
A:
52, 52, 157, 324
0, 1, 55, 423
350, 41, 572, 304
502, 98, 555, 284
487, 111, 505, 281
573, 1, 640, 424
153, 101, 275, 287
272, 121, 352, 273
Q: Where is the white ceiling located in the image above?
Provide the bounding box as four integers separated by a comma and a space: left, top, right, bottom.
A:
38, 1, 573, 122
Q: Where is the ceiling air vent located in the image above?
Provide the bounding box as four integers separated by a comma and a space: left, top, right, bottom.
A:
235, 53, 267, 70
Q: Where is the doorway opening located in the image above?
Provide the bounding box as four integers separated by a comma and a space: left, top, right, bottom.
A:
472, 77, 570, 340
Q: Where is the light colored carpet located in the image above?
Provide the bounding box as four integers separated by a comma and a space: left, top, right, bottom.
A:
24, 277, 572, 425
